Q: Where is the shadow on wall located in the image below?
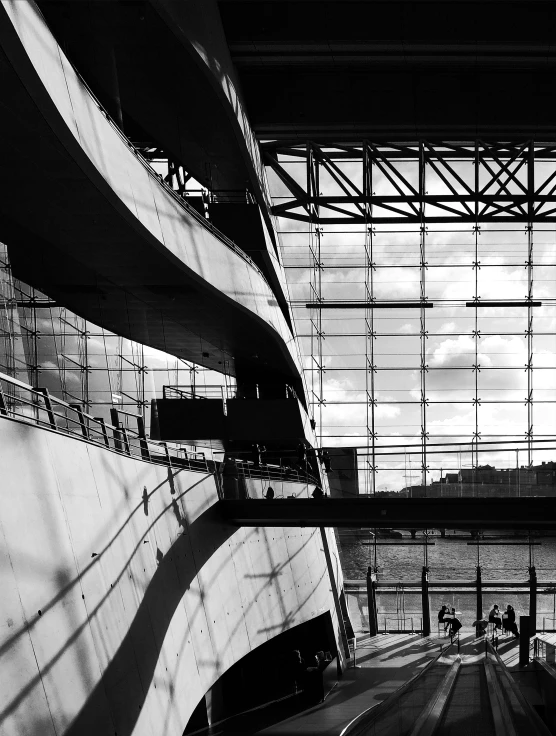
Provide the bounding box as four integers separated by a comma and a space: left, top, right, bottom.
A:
0, 470, 207, 733
63, 502, 238, 736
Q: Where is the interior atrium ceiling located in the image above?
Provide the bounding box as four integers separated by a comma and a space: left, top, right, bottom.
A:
219, 0, 556, 141
266, 142, 556, 494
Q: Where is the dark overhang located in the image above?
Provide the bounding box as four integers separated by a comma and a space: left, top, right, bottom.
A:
220, 497, 556, 530
219, 0, 556, 141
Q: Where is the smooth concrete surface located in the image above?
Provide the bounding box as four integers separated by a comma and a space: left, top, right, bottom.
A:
35, 0, 292, 317
0, 0, 302, 388
0, 416, 343, 735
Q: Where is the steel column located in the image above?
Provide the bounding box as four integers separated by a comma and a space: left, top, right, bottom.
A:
367, 566, 379, 637
530, 565, 537, 636
421, 565, 431, 636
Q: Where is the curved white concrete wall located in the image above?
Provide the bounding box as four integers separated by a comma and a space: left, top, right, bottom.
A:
0, 0, 303, 379
0, 417, 343, 736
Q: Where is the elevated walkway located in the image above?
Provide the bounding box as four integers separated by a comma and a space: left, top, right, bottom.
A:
0, 1, 302, 391
220, 498, 556, 531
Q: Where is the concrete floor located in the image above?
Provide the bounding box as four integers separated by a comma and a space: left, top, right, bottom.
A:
199, 631, 542, 736
205, 633, 451, 735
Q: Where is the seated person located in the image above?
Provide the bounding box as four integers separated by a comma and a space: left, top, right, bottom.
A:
446, 607, 462, 638
503, 605, 520, 638
438, 605, 449, 631
489, 604, 502, 630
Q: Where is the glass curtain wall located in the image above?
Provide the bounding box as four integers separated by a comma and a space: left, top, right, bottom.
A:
268, 150, 556, 496
0, 243, 229, 438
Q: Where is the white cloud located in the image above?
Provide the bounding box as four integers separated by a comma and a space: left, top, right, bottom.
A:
439, 322, 457, 333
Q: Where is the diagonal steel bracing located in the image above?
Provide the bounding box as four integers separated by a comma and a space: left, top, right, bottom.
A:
264, 140, 556, 225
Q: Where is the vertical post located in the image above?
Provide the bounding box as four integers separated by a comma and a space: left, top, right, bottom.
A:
94, 417, 110, 448
476, 564, 483, 637
35, 387, 56, 428
519, 615, 531, 668
163, 442, 172, 467
110, 408, 122, 451
137, 414, 151, 461
529, 565, 537, 636
367, 565, 378, 637
0, 380, 7, 415
70, 403, 89, 439
121, 427, 131, 455
526, 222, 534, 468
421, 565, 431, 636
320, 528, 350, 660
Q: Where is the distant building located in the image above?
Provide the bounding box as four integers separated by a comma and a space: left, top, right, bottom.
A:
402, 461, 556, 498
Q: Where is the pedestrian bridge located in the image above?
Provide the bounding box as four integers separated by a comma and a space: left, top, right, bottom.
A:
219, 497, 556, 531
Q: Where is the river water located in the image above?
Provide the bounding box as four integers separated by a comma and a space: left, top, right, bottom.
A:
341, 534, 556, 633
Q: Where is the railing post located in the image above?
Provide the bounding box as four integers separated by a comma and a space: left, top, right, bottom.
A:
35, 387, 56, 428
421, 566, 431, 637
121, 427, 131, 455
476, 564, 483, 638
366, 566, 379, 637
136, 414, 150, 461
70, 403, 89, 439
163, 442, 172, 467
529, 565, 537, 636
0, 381, 8, 415
94, 418, 110, 448
110, 408, 122, 451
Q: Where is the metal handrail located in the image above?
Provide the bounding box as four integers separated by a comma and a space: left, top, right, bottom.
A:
487, 639, 552, 735
163, 384, 236, 400
235, 458, 319, 487
0, 372, 318, 488
340, 638, 457, 735
382, 615, 422, 633
0, 371, 209, 474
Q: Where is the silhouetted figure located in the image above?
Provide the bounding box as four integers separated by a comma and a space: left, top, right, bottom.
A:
322, 450, 332, 473
251, 443, 266, 468
489, 604, 502, 630
312, 486, 324, 499
297, 443, 307, 465
305, 653, 326, 703
264, 486, 275, 500
290, 650, 305, 693
438, 605, 449, 631
503, 605, 519, 638
447, 608, 462, 639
